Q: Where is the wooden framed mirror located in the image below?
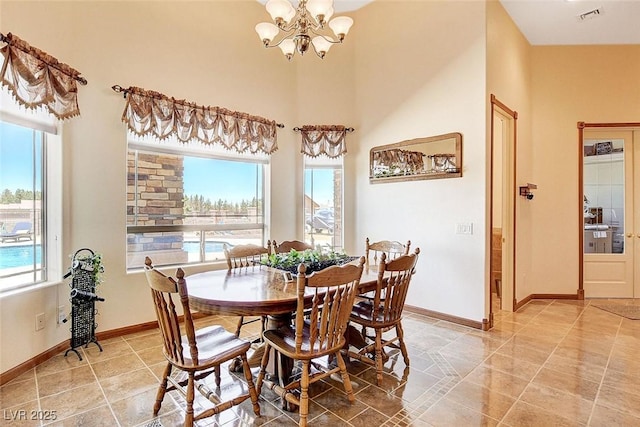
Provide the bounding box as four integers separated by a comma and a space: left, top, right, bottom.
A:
369, 132, 462, 183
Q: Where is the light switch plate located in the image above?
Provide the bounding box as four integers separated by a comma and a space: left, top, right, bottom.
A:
456, 222, 473, 235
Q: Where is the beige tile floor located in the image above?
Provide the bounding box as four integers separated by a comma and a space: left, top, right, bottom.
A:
2, 299, 640, 426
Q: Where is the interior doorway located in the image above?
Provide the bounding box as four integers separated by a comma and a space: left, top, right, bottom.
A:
490, 95, 517, 322
579, 123, 640, 298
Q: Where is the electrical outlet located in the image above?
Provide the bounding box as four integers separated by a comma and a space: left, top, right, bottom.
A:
36, 313, 45, 331
58, 306, 66, 324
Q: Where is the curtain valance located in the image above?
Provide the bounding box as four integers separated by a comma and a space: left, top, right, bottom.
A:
0, 32, 86, 120
114, 85, 279, 155
298, 125, 353, 158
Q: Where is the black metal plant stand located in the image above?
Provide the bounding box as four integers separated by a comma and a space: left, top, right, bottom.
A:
63, 248, 105, 361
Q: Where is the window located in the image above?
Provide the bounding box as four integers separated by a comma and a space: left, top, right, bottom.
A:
127, 139, 268, 270
0, 117, 59, 292
303, 156, 343, 250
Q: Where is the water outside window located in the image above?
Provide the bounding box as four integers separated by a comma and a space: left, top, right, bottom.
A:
0, 120, 46, 289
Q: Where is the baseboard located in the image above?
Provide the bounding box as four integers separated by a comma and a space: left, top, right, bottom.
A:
514, 293, 580, 311
0, 341, 70, 386
404, 305, 484, 330
531, 293, 579, 300
0, 312, 210, 386
95, 320, 160, 341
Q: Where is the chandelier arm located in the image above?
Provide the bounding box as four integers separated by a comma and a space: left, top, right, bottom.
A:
265, 28, 298, 49
308, 28, 340, 44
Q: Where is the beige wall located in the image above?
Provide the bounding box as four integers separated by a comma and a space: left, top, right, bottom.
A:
529, 45, 640, 295
486, 0, 533, 305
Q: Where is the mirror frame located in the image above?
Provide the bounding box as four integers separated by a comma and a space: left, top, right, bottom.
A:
369, 132, 462, 184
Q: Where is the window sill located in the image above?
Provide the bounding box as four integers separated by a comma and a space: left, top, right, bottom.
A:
0, 279, 64, 299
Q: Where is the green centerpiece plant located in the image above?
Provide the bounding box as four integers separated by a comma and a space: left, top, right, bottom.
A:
260, 248, 357, 275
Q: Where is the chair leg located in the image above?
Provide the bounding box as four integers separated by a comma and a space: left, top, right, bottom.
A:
154, 362, 172, 415
235, 316, 244, 337
184, 372, 195, 427
374, 330, 384, 387
396, 322, 410, 366
256, 343, 271, 396
214, 364, 221, 387
299, 360, 310, 427
240, 353, 261, 416
334, 352, 355, 403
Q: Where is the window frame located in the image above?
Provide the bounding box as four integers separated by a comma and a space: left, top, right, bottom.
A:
0, 111, 62, 295
303, 156, 344, 251
126, 139, 270, 270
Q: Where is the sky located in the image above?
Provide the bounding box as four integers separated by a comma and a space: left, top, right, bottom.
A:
184, 157, 334, 206
0, 121, 42, 192
183, 156, 262, 203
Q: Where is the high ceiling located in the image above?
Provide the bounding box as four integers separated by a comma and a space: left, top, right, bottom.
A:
498, 0, 640, 45
258, 1, 639, 45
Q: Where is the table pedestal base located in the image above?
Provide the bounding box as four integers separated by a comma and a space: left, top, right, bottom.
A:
229, 313, 297, 411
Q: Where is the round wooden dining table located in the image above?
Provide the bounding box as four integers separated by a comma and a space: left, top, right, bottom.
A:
187, 264, 379, 317
188, 265, 307, 317
186, 263, 379, 410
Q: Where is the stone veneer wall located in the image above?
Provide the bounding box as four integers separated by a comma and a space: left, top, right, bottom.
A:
126, 151, 188, 267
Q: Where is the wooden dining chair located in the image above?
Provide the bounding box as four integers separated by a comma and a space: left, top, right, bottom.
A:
271, 239, 313, 254
224, 243, 271, 337
365, 237, 411, 267
347, 248, 420, 386
143, 257, 260, 426
256, 257, 366, 427
360, 238, 412, 306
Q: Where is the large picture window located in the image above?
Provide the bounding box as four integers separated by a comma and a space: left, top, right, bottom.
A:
0, 120, 47, 291
127, 141, 267, 270
303, 156, 343, 251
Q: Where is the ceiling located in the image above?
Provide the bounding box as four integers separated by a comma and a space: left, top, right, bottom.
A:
498, 0, 640, 45
258, 1, 639, 45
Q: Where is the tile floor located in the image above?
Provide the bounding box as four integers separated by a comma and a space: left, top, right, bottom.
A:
2, 299, 640, 426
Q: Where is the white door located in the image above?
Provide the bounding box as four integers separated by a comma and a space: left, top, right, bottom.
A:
583, 130, 636, 297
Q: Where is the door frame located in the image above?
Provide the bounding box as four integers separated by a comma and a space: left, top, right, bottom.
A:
578, 122, 640, 298
490, 95, 517, 325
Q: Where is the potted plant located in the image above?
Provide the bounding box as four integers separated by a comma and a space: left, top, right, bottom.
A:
260, 248, 356, 275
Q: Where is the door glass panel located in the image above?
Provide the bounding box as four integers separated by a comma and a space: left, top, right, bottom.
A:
583, 139, 624, 254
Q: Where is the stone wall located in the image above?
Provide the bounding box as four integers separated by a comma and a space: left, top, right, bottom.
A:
126, 152, 188, 268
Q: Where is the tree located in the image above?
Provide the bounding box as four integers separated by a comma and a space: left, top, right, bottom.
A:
0, 189, 15, 204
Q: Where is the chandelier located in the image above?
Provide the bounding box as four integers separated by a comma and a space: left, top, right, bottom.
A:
255, 0, 354, 60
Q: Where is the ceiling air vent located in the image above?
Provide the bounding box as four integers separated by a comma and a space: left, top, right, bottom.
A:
577, 7, 604, 22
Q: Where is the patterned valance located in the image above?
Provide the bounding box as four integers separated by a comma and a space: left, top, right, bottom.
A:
114, 85, 279, 155
299, 125, 352, 158
0, 32, 86, 120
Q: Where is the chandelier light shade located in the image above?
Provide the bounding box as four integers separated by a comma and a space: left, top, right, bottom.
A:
255, 0, 354, 60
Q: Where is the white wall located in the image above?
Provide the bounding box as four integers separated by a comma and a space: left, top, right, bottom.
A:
350, 1, 488, 321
